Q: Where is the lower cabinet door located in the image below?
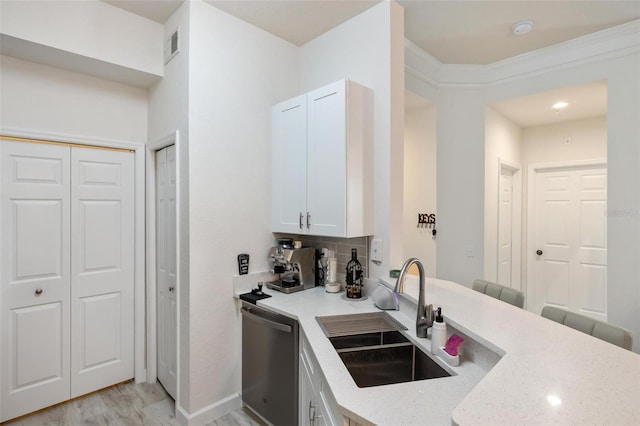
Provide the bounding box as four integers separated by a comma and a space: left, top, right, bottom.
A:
319, 380, 341, 426
300, 357, 316, 426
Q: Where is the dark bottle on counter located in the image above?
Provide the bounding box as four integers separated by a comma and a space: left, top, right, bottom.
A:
346, 248, 363, 299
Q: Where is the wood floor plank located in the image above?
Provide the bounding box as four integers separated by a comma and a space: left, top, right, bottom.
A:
2, 382, 263, 426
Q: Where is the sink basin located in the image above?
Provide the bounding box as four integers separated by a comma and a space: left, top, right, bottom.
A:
338, 343, 451, 388
329, 330, 408, 350
316, 312, 452, 388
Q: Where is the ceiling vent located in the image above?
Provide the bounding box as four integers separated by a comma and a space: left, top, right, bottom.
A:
164, 27, 180, 64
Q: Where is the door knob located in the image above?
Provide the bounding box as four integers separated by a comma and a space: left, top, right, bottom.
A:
169, 286, 175, 292
536, 250, 543, 256
35, 288, 43, 295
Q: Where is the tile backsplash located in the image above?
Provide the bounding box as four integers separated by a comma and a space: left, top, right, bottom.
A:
273, 233, 369, 284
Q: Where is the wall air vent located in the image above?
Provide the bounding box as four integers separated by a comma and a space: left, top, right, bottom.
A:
164, 27, 180, 64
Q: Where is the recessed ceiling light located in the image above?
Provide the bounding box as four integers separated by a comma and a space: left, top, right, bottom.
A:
546, 394, 562, 407
512, 21, 534, 36
552, 101, 569, 110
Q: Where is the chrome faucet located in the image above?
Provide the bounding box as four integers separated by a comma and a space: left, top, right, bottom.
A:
394, 258, 433, 338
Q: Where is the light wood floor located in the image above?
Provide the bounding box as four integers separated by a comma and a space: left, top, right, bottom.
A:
2, 381, 264, 426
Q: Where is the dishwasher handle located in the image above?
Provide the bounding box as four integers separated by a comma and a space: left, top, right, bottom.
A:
241, 307, 293, 333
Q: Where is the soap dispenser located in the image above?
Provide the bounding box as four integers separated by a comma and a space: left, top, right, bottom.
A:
431, 307, 447, 353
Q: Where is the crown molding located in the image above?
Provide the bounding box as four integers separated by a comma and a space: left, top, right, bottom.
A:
406, 19, 640, 89
404, 39, 443, 89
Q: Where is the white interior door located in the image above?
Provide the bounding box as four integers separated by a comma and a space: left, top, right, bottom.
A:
156, 145, 177, 399
497, 162, 522, 293
1, 140, 71, 422
531, 165, 607, 321
70, 147, 134, 397
497, 169, 514, 288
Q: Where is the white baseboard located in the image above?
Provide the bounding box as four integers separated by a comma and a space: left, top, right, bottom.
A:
176, 393, 242, 426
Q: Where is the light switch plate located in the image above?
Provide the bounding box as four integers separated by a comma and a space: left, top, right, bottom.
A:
371, 239, 383, 262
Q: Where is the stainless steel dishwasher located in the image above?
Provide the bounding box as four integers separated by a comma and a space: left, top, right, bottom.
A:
241, 302, 299, 425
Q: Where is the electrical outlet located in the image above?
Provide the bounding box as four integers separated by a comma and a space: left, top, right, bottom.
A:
466, 245, 475, 258
371, 239, 383, 263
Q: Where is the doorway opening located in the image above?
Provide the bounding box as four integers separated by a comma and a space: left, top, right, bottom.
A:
486, 80, 607, 314
146, 132, 180, 403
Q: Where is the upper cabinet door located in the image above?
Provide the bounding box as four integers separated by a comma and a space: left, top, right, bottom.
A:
272, 94, 308, 233
307, 81, 347, 237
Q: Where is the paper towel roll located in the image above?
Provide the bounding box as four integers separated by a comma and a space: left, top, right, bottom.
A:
327, 258, 337, 283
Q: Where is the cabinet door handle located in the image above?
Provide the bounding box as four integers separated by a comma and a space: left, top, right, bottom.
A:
299, 212, 303, 229
307, 212, 311, 229
308, 400, 319, 425
35, 288, 43, 295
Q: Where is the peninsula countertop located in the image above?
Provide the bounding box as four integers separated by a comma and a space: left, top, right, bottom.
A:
235, 276, 640, 425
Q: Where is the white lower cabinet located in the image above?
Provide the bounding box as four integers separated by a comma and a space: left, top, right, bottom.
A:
299, 331, 343, 426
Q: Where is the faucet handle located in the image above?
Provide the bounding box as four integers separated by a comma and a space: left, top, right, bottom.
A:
425, 304, 435, 327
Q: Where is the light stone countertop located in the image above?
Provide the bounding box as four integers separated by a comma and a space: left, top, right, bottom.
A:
235, 275, 640, 425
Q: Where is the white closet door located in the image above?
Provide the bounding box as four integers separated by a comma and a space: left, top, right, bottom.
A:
1, 140, 71, 422
156, 145, 177, 399
70, 147, 134, 397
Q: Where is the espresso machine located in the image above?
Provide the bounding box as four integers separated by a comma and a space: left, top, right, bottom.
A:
266, 246, 315, 294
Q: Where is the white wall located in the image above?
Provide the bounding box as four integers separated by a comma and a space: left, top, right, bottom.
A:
436, 88, 486, 286
606, 55, 640, 353
147, 0, 192, 414
522, 116, 607, 163
403, 103, 437, 275
0, 55, 148, 143
182, 0, 299, 419
0, 0, 163, 77
484, 107, 522, 284
299, 1, 405, 276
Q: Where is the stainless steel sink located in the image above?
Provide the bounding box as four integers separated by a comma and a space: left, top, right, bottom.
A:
316, 312, 452, 388
337, 342, 451, 387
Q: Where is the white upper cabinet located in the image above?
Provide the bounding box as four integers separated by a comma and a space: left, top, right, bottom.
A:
272, 80, 373, 237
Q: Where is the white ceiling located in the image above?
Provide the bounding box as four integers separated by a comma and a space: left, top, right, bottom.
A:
205, 1, 380, 46
102, 0, 184, 24
490, 80, 608, 128
401, 0, 640, 65
102, 0, 640, 65
101, 0, 629, 126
